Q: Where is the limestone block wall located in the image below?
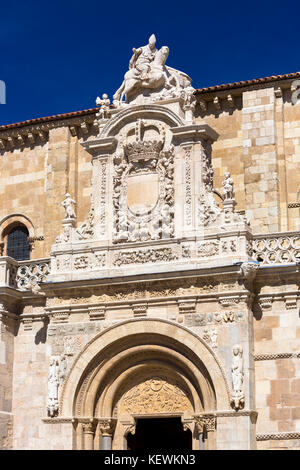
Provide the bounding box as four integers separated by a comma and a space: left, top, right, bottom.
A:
0, 315, 14, 449
0, 127, 92, 259
253, 272, 300, 449
196, 99, 245, 213
283, 97, 300, 231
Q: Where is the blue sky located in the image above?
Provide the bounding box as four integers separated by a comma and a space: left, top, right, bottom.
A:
0, 0, 299, 125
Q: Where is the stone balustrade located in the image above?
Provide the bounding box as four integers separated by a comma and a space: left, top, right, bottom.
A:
0, 257, 50, 290
1, 232, 300, 290
252, 231, 300, 265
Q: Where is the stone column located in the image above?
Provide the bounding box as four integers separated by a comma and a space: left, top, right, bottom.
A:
194, 414, 216, 450
99, 418, 116, 450
82, 420, 97, 450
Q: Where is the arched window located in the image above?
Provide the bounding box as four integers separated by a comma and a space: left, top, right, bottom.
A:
6, 225, 30, 261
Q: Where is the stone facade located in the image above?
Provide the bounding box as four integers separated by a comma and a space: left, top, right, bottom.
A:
0, 36, 300, 450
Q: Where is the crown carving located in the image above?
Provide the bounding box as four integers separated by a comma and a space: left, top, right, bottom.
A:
124, 139, 163, 162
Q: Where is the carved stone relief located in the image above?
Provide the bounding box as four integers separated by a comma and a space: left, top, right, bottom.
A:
112, 119, 175, 244
118, 376, 193, 415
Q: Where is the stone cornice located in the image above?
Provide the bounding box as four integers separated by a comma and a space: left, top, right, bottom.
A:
0, 113, 98, 152
41, 264, 244, 295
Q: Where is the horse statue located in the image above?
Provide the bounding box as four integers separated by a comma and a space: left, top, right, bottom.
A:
113, 46, 171, 103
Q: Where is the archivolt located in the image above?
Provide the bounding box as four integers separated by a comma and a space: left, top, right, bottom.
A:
60, 319, 231, 418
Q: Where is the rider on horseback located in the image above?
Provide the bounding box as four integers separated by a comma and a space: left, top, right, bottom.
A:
129, 34, 158, 81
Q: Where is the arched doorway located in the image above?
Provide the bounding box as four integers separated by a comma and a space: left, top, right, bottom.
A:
127, 417, 192, 450
59, 319, 231, 450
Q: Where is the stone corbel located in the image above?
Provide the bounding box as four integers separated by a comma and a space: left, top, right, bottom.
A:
27, 133, 35, 145
80, 122, 89, 135
132, 303, 147, 317
0, 139, 5, 150
69, 126, 78, 137
7, 137, 14, 149
218, 295, 240, 308
285, 295, 297, 310
213, 96, 221, 111
258, 296, 273, 310
17, 134, 25, 146
227, 94, 235, 108
198, 99, 207, 113
89, 306, 106, 321
178, 298, 197, 315
275, 86, 283, 98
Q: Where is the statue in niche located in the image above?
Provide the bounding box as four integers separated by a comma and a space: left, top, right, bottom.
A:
47, 357, 60, 417
230, 344, 245, 411
61, 193, 76, 219
47, 355, 68, 417
222, 172, 234, 200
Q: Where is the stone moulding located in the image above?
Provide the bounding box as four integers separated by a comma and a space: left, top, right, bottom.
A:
254, 352, 300, 361
256, 432, 300, 441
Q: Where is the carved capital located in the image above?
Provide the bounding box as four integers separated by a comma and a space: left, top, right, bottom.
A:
82, 419, 97, 434
98, 418, 116, 436
194, 414, 216, 434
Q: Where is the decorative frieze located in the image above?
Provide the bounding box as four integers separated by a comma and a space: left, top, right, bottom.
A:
113, 247, 179, 266
197, 241, 219, 257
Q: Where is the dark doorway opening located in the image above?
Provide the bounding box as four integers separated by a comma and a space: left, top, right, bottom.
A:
127, 417, 192, 450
